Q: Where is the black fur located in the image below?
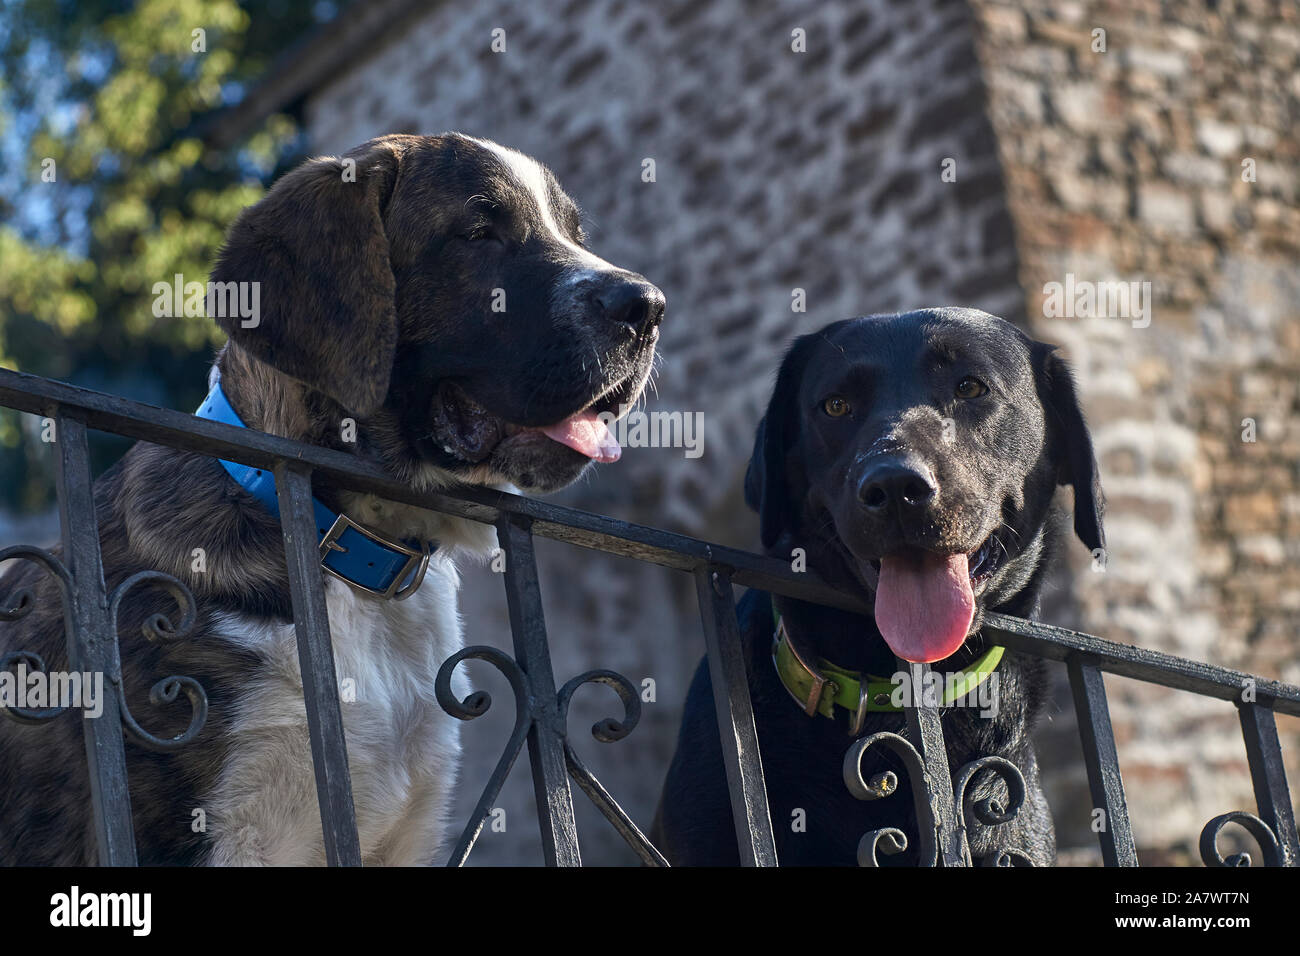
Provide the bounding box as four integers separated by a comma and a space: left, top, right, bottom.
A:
653, 308, 1104, 866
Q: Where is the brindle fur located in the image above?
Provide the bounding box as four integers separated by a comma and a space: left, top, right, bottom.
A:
0, 133, 662, 865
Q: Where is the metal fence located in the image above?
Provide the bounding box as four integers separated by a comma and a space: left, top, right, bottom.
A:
0, 366, 1297, 867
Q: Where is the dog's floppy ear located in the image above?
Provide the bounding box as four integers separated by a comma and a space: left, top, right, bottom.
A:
210, 138, 406, 416
1034, 343, 1106, 555
745, 335, 816, 550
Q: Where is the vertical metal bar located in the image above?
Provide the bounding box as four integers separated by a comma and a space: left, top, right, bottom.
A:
693, 566, 778, 866
1067, 659, 1138, 866
1237, 701, 1298, 866
273, 462, 362, 866
901, 663, 967, 866
53, 413, 138, 866
496, 513, 582, 866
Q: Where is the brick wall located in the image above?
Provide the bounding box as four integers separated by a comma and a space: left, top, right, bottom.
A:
970, 0, 1300, 858
304, 0, 1023, 864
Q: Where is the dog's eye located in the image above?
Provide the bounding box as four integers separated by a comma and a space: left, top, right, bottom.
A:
822, 396, 851, 417
955, 377, 988, 399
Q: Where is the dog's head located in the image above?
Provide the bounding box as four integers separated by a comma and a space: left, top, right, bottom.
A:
210, 132, 663, 494
745, 308, 1104, 663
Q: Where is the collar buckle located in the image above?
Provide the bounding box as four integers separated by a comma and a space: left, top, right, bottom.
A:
773, 615, 829, 717
319, 513, 431, 601
195, 379, 437, 601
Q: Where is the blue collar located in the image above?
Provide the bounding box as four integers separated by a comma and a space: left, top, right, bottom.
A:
195, 380, 435, 600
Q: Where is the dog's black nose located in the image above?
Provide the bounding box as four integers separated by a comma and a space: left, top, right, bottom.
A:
858, 460, 937, 513
597, 278, 664, 332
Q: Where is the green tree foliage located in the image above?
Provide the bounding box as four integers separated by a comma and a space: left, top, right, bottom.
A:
0, 0, 325, 511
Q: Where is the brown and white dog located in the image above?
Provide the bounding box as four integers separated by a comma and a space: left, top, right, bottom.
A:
0, 133, 663, 865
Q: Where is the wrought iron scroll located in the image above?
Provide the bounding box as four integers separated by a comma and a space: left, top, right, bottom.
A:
436, 651, 664, 866
436, 513, 660, 866
952, 756, 1034, 866
1, 550, 208, 743
0, 545, 75, 723
843, 731, 939, 866
435, 644, 532, 866
0, 531, 208, 868
1200, 811, 1284, 867
557, 669, 668, 867
843, 718, 1034, 867
107, 570, 207, 751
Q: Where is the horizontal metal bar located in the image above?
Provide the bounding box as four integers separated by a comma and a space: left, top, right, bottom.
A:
985, 614, 1300, 717
4, 370, 1300, 717
0, 368, 862, 613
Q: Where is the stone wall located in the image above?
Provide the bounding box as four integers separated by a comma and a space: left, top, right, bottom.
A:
304, 0, 1022, 864
970, 0, 1300, 858
300, 0, 1298, 863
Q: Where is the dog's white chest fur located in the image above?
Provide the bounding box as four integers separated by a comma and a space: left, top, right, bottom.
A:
204, 556, 469, 866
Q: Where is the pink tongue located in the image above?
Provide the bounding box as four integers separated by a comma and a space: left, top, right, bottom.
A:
539, 411, 621, 463
874, 552, 974, 663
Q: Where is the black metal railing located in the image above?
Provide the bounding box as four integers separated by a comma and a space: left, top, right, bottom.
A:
0, 366, 1296, 867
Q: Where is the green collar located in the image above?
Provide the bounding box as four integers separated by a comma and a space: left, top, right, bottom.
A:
770, 599, 1004, 736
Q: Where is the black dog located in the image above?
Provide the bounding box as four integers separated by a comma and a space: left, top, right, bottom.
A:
653, 308, 1104, 866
